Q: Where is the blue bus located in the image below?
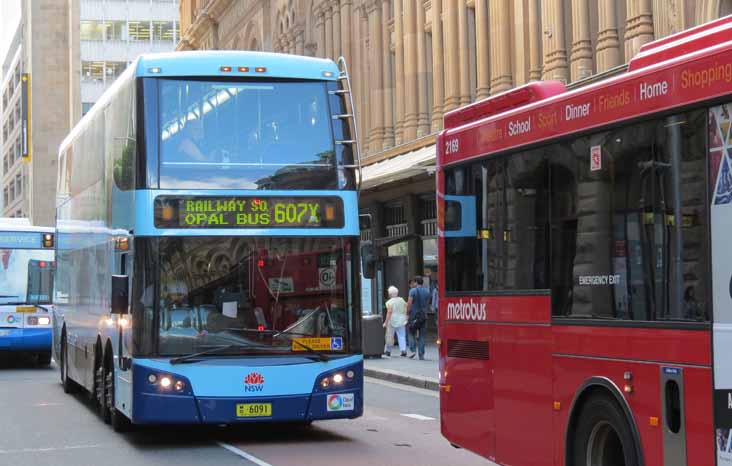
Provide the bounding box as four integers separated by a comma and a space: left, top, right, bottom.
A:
54, 51, 363, 430
0, 219, 55, 365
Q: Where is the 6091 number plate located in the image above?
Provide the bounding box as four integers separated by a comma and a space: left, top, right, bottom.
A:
236, 403, 272, 418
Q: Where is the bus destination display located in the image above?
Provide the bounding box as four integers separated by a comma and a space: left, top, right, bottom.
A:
154, 196, 344, 229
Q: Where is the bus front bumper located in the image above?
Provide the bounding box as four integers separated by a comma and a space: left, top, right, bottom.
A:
130, 358, 364, 424
0, 328, 52, 352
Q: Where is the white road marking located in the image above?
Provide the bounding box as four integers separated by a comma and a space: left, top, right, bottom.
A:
0, 444, 102, 454
400, 413, 436, 421
364, 376, 439, 398
217, 442, 273, 466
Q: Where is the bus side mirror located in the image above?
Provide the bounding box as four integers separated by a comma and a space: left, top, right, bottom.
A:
361, 244, 376, 279
111, 275, 129, 314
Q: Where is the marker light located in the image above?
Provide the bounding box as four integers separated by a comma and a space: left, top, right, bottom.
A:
39, 261, 47, 268
257, 325, 265, 332
175, 380, 185, 391
322, 71, 334, 78
105, 317, 115, 327
220, 66, 232, 72
255, 67, 266, 73
160, 376, 172, 389
257, 259, 265, 268
147, 374, 158, 384
325, 205, 335, 221
119, 317, 130, 328
238, 66, 249, 72
333, 373, 344, 384
346, 370, 354, 379
42, 234, 54, 248
320, 377, 330, 389
148, 67, 161, 73
38, 316, 50, 325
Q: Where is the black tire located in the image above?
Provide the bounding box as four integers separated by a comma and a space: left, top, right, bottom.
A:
60, 336, 78, 394
95, 350, 110, 423
572, 396, 640, 466
104, 361, 131, 432
37, 351, 52, 366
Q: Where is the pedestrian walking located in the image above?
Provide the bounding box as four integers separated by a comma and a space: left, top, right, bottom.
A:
406, 276, 430, 360
383, 286, 408, 357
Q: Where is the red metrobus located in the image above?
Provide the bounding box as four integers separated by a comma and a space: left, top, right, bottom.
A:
437, 16, 732, 466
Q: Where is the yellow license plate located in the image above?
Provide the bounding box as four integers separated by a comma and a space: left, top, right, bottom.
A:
236, 403, 272, 418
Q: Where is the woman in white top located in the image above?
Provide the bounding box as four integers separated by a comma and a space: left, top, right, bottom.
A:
383, 286, 408, 357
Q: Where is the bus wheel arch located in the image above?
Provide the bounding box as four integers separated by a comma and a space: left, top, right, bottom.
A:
60, 326, 78, 393
565, 377, 644, 466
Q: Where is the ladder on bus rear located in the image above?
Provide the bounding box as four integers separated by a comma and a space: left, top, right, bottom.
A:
333, 57, 362, 193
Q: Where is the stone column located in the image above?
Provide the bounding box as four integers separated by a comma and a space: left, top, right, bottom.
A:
394, 0, 406, 144
317, 10, 326, 57
359, 8, 371, 151
457, 1, 471, 104
570, 0, 593, 81
341, 0, 353, 67
382, 0, 394, 149
295, 30, 305, 55
431, 0, 445, 132
367, 0, 385, 152
528, 0, 542, 81
625, 0, 654, 59
403, 0, 419, 140
325, 5, 334, 58
490, 0, 513, 93
540, 0, 569, 82
596, 0, 621, 71
443, 0, 460, 111
416, 0, 430, 136
475, 0, 491, 99
333, 0, 342, 58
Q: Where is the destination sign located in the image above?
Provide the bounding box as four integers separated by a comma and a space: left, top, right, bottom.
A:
0, 232, 42, 249
154, 196, 344, 229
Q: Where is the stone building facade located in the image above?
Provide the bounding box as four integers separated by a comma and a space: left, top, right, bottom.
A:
177, 0, 732, 314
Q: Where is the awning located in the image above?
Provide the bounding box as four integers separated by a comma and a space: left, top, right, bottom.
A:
360, 144, 436, 190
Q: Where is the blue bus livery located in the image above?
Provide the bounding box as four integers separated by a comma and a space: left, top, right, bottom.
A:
54, 51, 363, 430
0, 219, 55, 365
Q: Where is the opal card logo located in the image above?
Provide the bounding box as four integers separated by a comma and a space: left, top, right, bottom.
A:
326, 393, 354, 412
244, 372, 265, 392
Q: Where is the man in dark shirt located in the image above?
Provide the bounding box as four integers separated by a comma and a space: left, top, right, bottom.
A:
406, 276, 430, 360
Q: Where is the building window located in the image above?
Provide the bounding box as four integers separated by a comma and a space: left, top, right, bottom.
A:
105, 61, 127, 81
82, 61, 105, 82
2, 188, 7, 205
15, 173, 21, 197
80, 20, 105, 40
82, 102, 94, 116
128, 21, 151, 41
105, 21, 126, 40
152, 21, 175, 41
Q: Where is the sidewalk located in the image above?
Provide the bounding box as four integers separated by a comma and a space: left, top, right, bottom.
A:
363, 338, 439, 392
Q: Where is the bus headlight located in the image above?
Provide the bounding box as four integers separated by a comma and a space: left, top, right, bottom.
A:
332, 373, 344, 384
160, 376, 172, 389
37, 316, 50, 325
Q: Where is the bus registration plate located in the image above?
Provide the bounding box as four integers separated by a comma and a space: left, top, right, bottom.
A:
236, 403, 272, 418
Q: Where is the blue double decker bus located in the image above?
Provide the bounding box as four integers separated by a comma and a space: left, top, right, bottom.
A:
54, 51, 363, 430
0, 219, 55, 365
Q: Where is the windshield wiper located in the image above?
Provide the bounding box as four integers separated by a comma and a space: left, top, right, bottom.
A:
170, 344, 271, 365
224, 328, 331, 362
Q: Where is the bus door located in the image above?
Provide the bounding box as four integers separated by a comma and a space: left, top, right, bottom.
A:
441, 194, 496, 460
711, 103, 732, 463
113, 236, 133, 417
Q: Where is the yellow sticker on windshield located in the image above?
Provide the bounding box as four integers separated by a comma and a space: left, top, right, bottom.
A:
15, 306, 35, 313
292, 337, 342, 352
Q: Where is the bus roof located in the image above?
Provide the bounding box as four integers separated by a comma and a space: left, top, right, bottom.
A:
0, 218, 54, 233
440, 14, 732, 167
135, 51, 340, 80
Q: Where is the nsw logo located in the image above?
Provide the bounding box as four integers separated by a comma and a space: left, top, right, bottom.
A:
244, 372, 265, 392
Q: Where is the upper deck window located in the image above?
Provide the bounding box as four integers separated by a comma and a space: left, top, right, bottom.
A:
158, 79, 337, 190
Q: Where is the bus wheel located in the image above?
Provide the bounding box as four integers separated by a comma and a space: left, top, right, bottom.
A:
96, 363, 110, 423
104, 361, 131, 432
60, 336, 78, 394
37, 351, 52, 366
572, 396, 639, 466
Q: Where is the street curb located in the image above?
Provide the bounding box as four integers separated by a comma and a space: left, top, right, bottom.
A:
364, 367, 439, 392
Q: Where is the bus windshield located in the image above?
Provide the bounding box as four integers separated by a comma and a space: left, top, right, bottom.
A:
158, 79, 337, 190
150, 236, 353, 356
0, 249, 54, 305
